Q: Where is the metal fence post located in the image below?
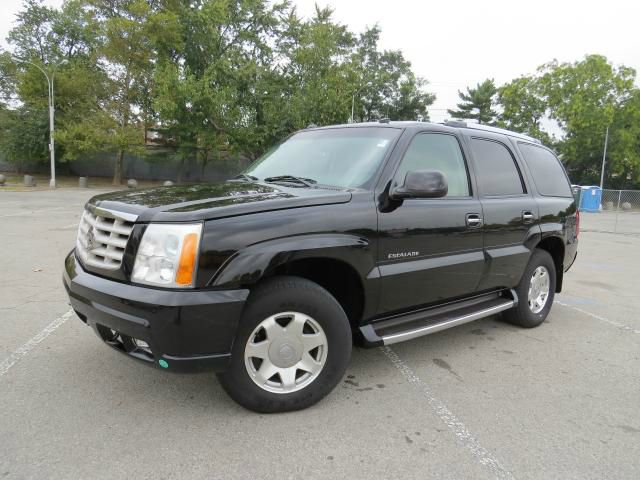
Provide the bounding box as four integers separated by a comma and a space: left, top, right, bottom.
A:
614, 190, 622, 233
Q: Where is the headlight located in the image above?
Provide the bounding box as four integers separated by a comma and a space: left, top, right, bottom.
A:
132, 223, 202, 288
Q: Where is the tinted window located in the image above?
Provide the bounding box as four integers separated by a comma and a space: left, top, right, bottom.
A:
519, 143, 572, 197
471, 138, 524, 196
396, 133, 469, 197
246, 127, 401, 188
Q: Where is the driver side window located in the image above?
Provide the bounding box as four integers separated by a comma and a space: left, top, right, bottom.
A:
395, 133, 470, 197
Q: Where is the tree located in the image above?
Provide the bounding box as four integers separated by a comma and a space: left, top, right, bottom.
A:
352, 26, 434, 122
278, 5, 357, 129
0, 0, 102, 171
603, 88, 640, 188
448, 79, 498, 125
70, 0, 157, 185
497, 75, 552, 144
538, 55, 637, 185
2, 0, 437, 182
153, 0, 290, 175
0, 103, 49, 172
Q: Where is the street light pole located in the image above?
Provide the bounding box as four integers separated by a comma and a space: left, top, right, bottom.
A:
599, 126, 609, 190
11, 58, 64, 188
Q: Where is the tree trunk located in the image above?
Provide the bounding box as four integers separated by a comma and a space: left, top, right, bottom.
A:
113, 149, 124, 185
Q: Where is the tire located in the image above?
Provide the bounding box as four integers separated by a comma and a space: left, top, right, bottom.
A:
502, 249, 556, 328
218, 276, 352, 413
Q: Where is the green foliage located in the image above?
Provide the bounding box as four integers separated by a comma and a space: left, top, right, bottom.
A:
603, 88, 640, 188
353, 26, 434, 122
0, 104, 49, 171
0, 0, 104, 170
448, 79, 498, 125
536, 55, 638, 186
2, 2, 639, 189
497, 76, 552, 145
1, 1, 434, 180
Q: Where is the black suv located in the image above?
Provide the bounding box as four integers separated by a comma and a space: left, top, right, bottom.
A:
63, 121, 578, 412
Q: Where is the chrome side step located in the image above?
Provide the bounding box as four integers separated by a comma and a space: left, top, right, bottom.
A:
359, 291, 517, 347
381, 299, 513, 345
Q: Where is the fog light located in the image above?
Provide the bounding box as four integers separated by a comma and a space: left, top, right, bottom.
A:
133, 338, 150, 350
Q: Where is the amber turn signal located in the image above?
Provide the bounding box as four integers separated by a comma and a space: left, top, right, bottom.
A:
176, 233, 198, 286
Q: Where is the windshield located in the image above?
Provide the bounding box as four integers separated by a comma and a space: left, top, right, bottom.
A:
244, 127, 401, 189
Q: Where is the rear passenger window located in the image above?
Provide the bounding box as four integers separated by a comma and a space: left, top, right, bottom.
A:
396, 133, 470, 197
470, 138, 524, 196
519, 143, 572, 197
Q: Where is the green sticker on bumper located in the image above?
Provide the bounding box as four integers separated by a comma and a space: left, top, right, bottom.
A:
158, 359, 169, 369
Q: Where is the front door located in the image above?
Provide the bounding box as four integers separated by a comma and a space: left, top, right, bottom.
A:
377, 132, 485, 315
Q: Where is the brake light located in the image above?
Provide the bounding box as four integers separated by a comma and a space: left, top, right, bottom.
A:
575, 210, 580, 238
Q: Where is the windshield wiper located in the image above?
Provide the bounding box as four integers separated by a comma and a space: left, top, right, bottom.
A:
263, 175, 317, 187
229, 173, 258, 182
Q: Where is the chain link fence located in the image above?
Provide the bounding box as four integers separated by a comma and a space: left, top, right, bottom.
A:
578, 189, 640, 234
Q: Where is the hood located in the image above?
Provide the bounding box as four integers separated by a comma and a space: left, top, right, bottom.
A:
88, 182, 352, 222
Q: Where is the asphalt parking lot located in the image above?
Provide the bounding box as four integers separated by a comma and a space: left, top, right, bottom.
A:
1, 189, 639, 480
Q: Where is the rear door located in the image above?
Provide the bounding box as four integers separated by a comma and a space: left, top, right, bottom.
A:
516, 141, 578, 266
377, 131, 485, 314
465, 134, 537, 291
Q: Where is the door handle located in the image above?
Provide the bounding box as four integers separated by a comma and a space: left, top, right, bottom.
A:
522, 211, 535, 224
465, 213, 483, 228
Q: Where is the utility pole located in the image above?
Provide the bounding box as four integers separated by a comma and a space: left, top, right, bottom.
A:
599, 126, 609, 189
11, 58, 67, 188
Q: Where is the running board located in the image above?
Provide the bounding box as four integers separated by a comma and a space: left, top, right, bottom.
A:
360, 290, 517, 347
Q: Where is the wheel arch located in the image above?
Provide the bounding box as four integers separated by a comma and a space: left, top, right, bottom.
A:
210, 234, 374, 328
535, 235, 565, 293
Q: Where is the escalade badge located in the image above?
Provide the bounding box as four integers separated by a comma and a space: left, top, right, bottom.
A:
388, 251, 419, 259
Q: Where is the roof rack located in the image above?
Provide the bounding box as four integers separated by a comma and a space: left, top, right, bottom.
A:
443, 120, 541, 144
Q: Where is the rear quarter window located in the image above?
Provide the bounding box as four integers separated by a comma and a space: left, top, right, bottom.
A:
470, 138, 524, 196
518, 143, 572, 197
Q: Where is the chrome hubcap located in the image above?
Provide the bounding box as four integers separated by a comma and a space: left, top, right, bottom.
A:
244, 312, 328, 394
528, 266, 550, 314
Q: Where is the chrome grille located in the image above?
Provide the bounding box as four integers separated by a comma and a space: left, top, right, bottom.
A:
76, 207, 137, 270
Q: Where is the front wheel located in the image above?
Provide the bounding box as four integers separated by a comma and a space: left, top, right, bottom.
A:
218, 276, 352, 413
503, 249, 556, 328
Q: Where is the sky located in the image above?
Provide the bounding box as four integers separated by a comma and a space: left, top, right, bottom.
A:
2, 0, 639, 125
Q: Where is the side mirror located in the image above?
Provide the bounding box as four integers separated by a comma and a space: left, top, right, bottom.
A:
390, 170, 448, 199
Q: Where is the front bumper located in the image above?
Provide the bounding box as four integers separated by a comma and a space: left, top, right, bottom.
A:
63, 251, 249, 373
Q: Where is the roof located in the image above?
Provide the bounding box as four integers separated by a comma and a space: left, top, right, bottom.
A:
309, 120, 542, 145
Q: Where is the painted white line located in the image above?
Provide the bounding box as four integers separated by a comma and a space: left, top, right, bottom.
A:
555, 301, 640, 334
381, 346, 515, 480
0, 309, 74, 378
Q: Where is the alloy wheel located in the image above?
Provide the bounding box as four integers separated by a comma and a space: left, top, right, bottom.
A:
244, 312, 328, 394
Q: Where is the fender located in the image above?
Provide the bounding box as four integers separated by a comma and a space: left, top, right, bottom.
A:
539, 221, 566, 239
209, 233, 376, 290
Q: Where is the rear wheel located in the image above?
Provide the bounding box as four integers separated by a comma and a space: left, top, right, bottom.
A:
503, 249, 556, 328
218, 276, 352, 413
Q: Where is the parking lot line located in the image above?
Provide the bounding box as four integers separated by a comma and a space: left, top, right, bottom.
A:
380, 346, 515, 480
555, 301, 640, 335
0, 309, 74, 378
